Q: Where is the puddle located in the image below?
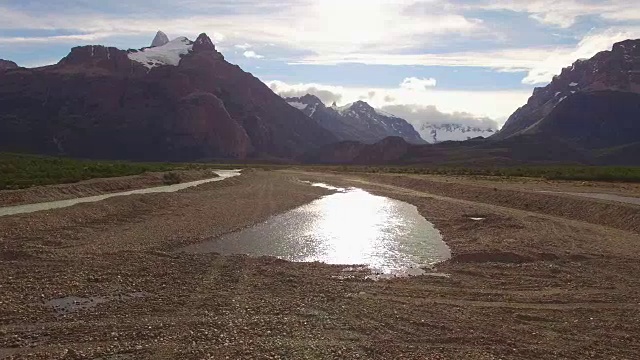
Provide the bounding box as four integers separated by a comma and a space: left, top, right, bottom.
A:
0, 170, 242, 217
470, 217, 485, 221
45, 292, 150, 315
182, 184, 450, 275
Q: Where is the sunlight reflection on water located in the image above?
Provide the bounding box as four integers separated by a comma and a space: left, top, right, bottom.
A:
183, 183, 450, 274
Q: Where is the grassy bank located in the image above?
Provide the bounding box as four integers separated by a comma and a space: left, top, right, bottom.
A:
0, 153, 191, 190
321, 165, 640, 183
3, 152, 640, 190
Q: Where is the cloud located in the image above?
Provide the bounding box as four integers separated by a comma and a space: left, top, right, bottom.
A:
0, 1, 482, 54
235, 43, 252, 50
268, 80, 343, 105
381, 104, 499, 129
462, 0, 640, 28
243, 50, 264, 59
294, 27, 640, 85
400, 77, 437, 91
522, 28, 640, 84
265, 80, 531, 125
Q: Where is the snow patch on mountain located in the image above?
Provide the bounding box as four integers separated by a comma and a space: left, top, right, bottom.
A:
288, 101, 308, 110
128, 37, 193, 69
418, 124, 495, 143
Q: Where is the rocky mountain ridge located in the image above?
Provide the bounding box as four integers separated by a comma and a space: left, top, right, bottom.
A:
286, 95, 426, 144
497, 39, 640, 140
0, 32, 336, 161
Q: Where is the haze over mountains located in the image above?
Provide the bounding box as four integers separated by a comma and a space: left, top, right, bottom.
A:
0, 33, 638, 165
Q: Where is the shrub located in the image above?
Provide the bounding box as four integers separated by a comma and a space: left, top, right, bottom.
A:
162, 172, 182, 185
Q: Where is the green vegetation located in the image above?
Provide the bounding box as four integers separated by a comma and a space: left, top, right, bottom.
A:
325, 165, 640, 183
0, 153, 187, 190
2, 152, 639, 191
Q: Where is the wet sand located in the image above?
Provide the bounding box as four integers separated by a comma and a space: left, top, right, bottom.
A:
1, 169, 639, 359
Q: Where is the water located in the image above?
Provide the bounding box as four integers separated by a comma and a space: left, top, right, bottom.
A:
0, 170, 242, 217
182, 183, 450, 275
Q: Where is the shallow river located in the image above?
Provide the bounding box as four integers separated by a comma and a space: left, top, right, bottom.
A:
183, 183, 451, 275
0, 169, 241, 217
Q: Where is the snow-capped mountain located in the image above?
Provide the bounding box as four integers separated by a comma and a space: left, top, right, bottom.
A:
126, 32, 224, 70
418, 123, 496, 143
0, 32, 336, 161
285, 95, 426, 144
335, 101, 426, 144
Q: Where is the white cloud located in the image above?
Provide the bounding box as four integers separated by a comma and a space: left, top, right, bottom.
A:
235, 43, 252, 50
381, 104, 499, 129
462, 0, 640, 28
522, 28, 640, 84
400, 77, 437, 91
243, 50, 264, 59
268, 81, 343, 104
266, 79, 531, 126
0, 0, 484, 56
294, 28, 640, 85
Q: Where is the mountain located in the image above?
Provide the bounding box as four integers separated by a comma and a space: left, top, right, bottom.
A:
150, 31, 170, 47
527, 91, 640, 150
285, 95, 426, 144
418, 123, 495, 143
305, 134, 590, 166
496, 39, 640, 143
336, 101, 426, 144
0, 60, 18, 71
0, 33, 336, 161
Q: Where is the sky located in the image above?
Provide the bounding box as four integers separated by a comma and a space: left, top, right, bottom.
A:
1, 0, 639, 129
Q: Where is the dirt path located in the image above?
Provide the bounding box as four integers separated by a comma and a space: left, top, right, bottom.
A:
1, 170, 639, 359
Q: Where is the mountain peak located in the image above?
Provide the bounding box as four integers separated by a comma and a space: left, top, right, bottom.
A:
0, 59, 18, 70
351, 100, 374, 111
151, 31, 170, 47
299, 94, 324, 106
193, 33, 216, 52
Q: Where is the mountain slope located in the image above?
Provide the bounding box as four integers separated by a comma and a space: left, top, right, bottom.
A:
527, 91, 640, 149
496, 39, 640, 141
0, 33, 336, 161
286, 95, 426, 144
0, 60, 18, 71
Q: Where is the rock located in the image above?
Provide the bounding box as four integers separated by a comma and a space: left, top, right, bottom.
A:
0, 59, 18, 70
193, 33, 217, 53
151, 31, 170, 47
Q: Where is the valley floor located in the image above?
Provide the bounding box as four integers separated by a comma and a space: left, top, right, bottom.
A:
1, 170, 639, 359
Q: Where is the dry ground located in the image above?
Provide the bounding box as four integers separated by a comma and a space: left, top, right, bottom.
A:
1, 169, 639, 359
0, 169, 215, 207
